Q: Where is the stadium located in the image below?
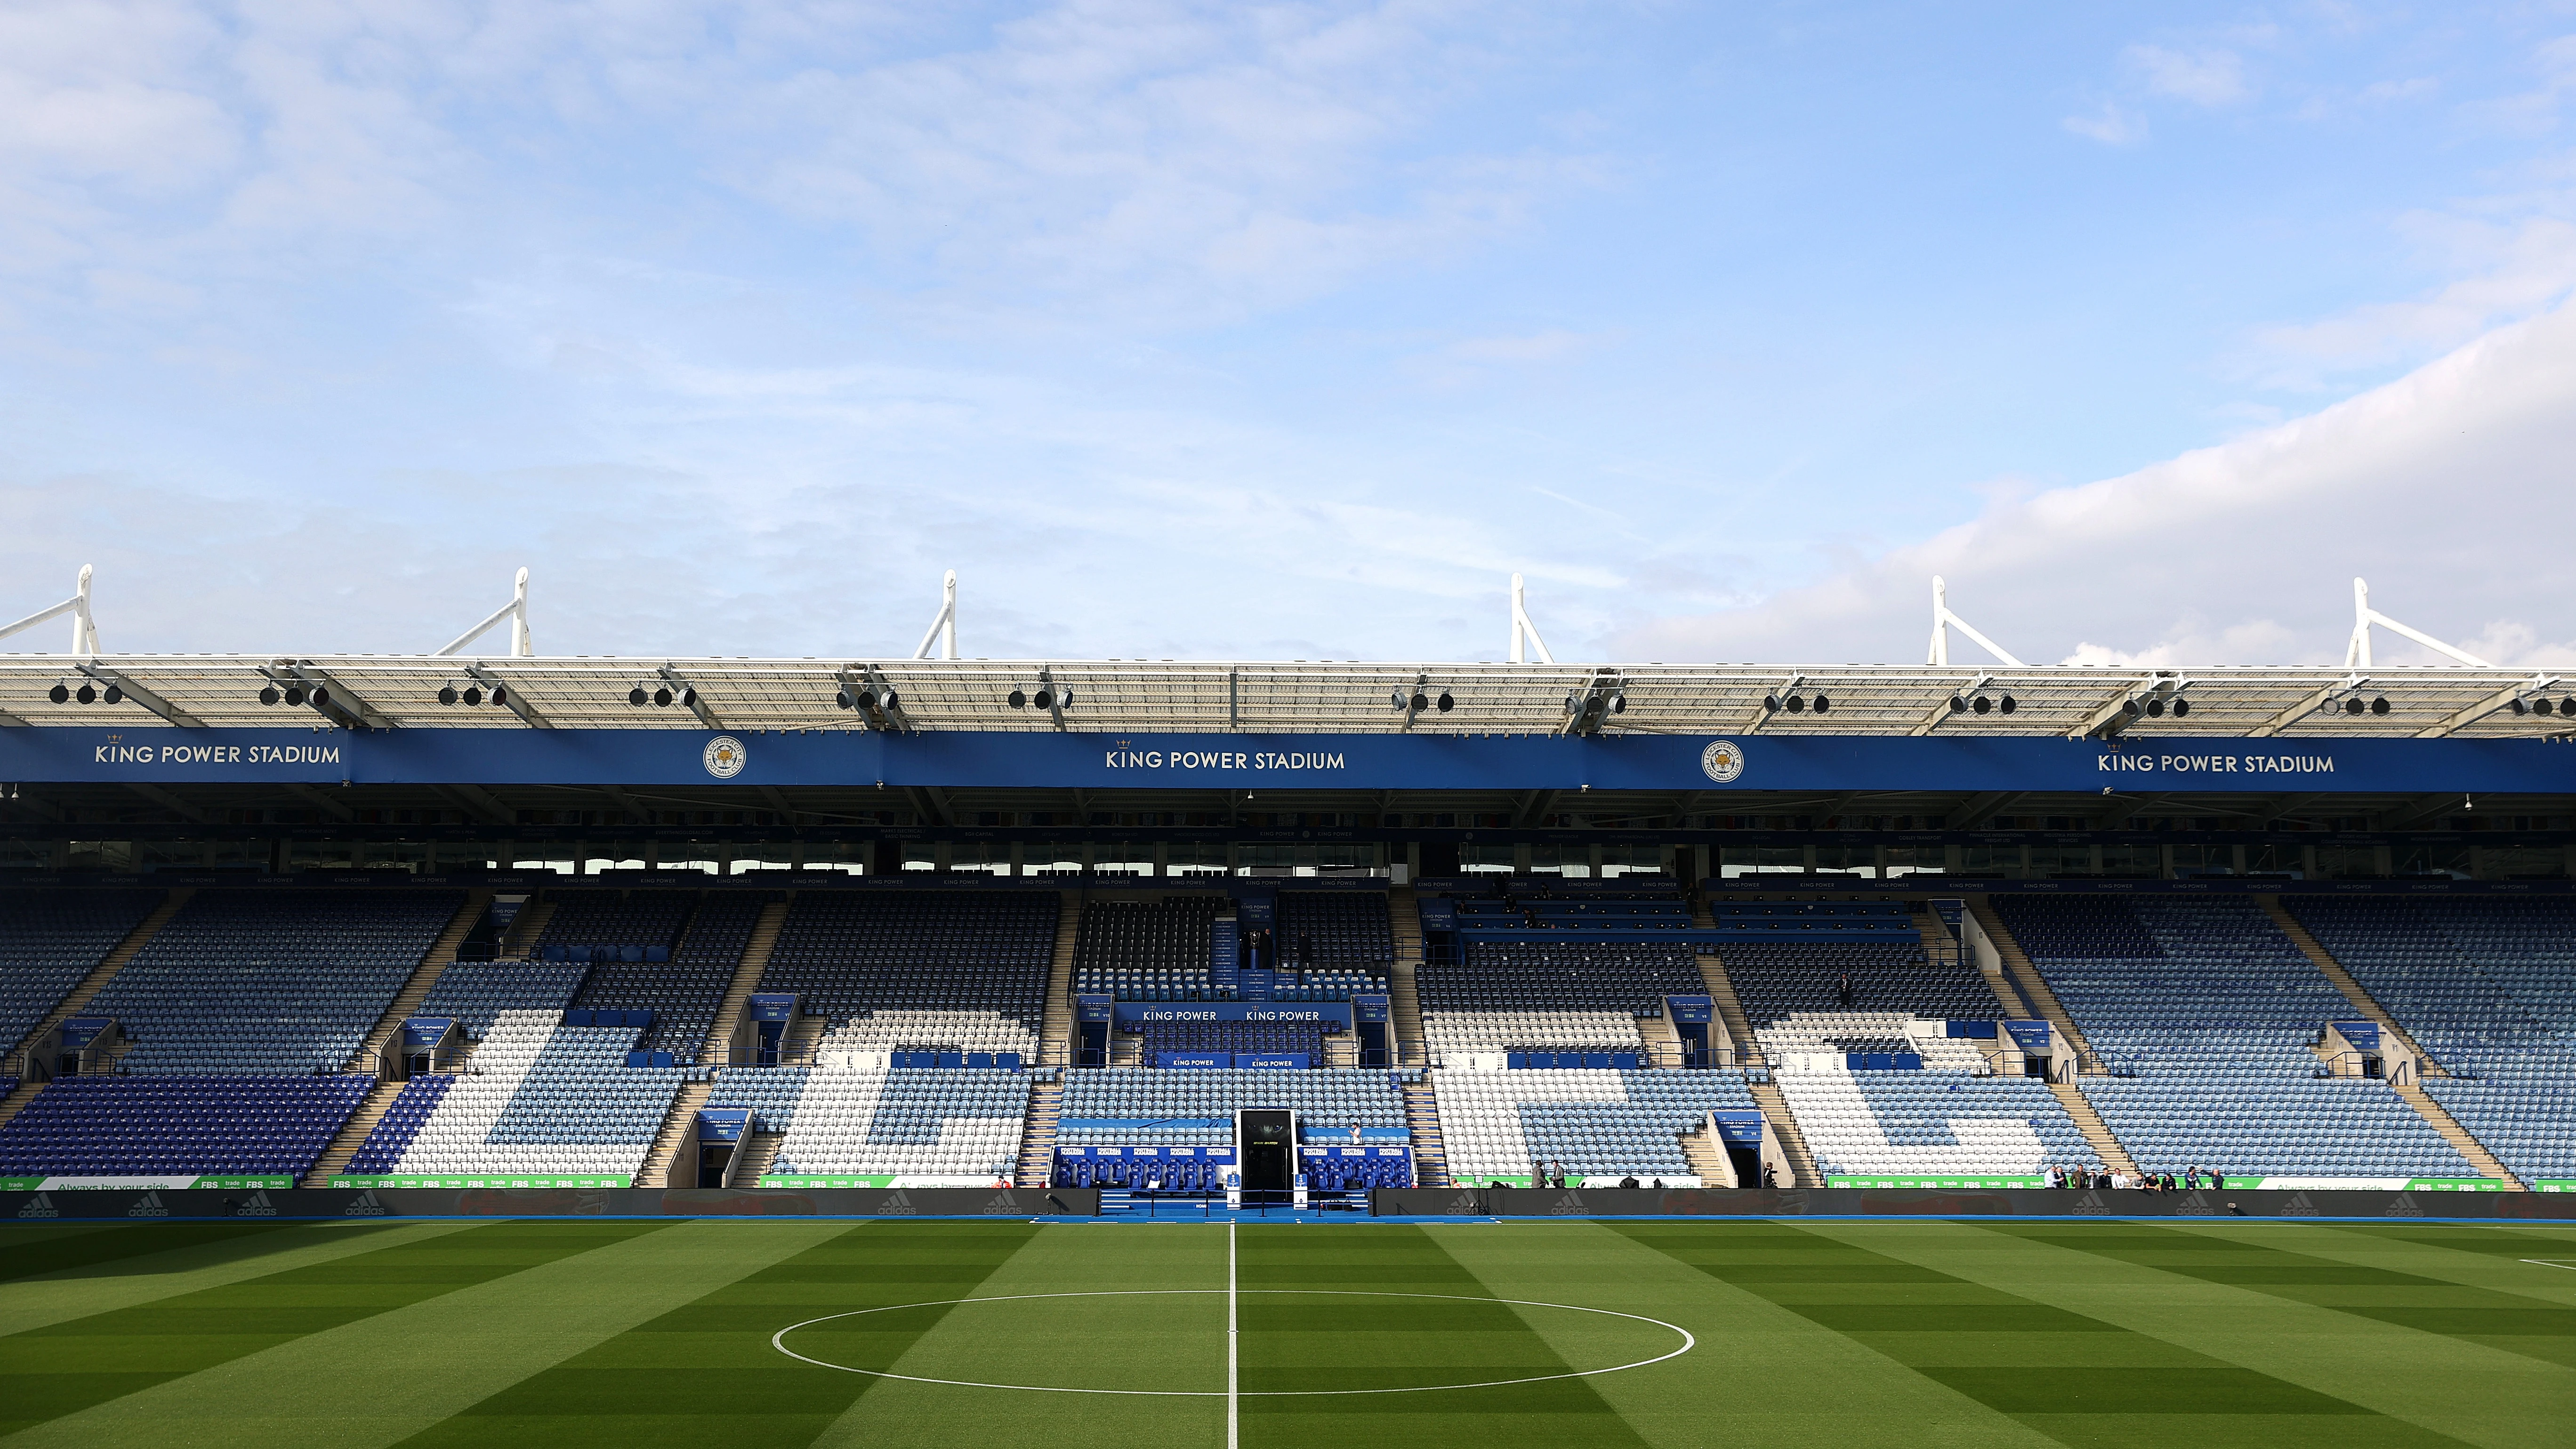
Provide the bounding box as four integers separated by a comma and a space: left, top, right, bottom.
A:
1, 566, 2572, 1445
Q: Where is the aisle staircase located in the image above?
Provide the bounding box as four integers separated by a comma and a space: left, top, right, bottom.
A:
1015, 1075, 1065, 1187
733, 1131, 786, 1185
637, 1080, 713, 1188
1388, 963, 1429, 1067
498, 897, 557, 958
2391, 1080, 2522, 1187
2045, 1081, 2140, 1177
302, 1079, 408, 1187
343, 887, 491, 1074
1967, 900, 2102, 1073
1678, 1122, 1732, 1187
6, 886, 192, 1076
700, 898, 791, 1067
2257, 896, 2446, 1073
1400, 1077, 1450, 1186
1746, 1079, 1818, 1187
1038, 891, 1082, 1067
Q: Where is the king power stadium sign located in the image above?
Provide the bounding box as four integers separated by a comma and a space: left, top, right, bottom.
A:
7, 727, 2575, 793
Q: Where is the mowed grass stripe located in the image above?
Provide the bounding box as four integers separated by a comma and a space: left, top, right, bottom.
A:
809, 1223, 1229, 1449
1627, 1218, 2471, 1449
1441, 1221, 2062, 1449
1236, 1223, 1652, 1447
1980, 1217, 2576, 1382
0, 1219, 670, 1438
0, 1220, 474, 1340
3, 1218, 851, 1449
390, 1219, 1042, 1449
0, 1224, 294, 1283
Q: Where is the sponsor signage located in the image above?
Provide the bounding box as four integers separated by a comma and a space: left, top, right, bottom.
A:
0, 1175, 296, 1191
1112, 1001, 1351, 1026
329, 1175, 632, 1190
1829, 1176, 2045, 1189
13, 727, 2576, 795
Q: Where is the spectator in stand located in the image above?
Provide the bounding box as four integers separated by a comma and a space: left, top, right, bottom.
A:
1619, 1175, 1639, 1189
1762, 1163, 1778, 1188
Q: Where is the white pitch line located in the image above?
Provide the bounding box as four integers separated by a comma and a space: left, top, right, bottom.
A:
1227, 1221, 1239, 1449
2522, 1258, 2576, 1271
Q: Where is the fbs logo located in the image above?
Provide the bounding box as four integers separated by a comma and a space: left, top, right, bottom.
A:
1700, 740, 1746, 784
702, 734, 747, 780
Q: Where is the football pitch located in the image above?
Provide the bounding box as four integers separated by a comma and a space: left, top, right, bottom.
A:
3, 1216, 2572, 1448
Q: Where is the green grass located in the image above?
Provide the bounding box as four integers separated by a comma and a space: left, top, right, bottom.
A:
2, 1217, 2571, 1448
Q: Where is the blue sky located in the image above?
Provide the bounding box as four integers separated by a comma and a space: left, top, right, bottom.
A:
7, 1, 2576, 667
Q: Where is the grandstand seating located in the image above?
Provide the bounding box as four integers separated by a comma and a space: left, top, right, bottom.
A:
0, 1075, 371, 1178
1417, 942, 1702, 1059
568, 893, 761, 1059
416, 960, 588, 1040
83, 889, 459, 1074
1996, 896, 2478, 1181
1433, 1070, 1757, 1183
345, 1074, 453, 1173
1056, 1069, 1407, 1148
1074, 895, 1224, 998
1777, 1070, 2099, 1180
2287, 896, 2576, 1184
1276, 892, 1394, 966
536, 889, 694, 956
707, 1065, 1028, 1180
758, 891, 1055, 1059
1755, 1011, 1991, 1070
1131, 1020, 1326, 1057
357, 1010, 683, 1180
1722, 933, 1992, 1027
0, 888, 161, 1053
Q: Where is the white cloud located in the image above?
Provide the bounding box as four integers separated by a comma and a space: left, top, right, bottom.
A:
1610, 298, 2576, 668
2063, 101, 2147, 146
2127, 44, 2250, 107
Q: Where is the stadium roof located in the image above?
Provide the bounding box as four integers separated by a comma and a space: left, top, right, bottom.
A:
2, 654, 2571, 741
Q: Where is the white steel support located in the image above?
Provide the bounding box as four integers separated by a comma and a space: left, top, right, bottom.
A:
2345, 578, 2490, 669
914, 571, 958, 661
0, 565, 100, 654
1508, 573, 1555, 665
1926, 576, 2022, 668
435, 568, 534, 658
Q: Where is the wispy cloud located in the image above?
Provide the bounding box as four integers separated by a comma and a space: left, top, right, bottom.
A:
2063, 100, 2148, 146
2127, 44, 2251, 107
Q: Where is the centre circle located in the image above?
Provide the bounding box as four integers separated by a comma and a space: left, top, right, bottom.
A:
773, 1289, 1693, 1396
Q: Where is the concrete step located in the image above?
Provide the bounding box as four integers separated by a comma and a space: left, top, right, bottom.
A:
638, 1080, 714, 1188
1746, 1080, 1819, 1187
1038, 892, 1082, 1068
303, 1078, 410, 1187
2392, 1081, 2522, 1188
701, 898, 793, 1067
2046, 1080, 2140, 1176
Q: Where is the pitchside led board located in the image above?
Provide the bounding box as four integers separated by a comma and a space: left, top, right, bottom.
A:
10, 726, 2576, 793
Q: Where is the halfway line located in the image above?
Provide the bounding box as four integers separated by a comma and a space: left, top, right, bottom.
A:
1227, 1221, 1239, 1449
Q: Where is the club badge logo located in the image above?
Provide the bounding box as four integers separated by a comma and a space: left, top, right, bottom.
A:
702, 734, 747, 780
1699, 739, 1746, 784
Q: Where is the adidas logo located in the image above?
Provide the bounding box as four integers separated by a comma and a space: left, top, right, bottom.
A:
2382, 1192, 2423, 1218
2280, 1192, 2318, 1217
1444, 1192, 1481, 1215
2175, 1191, 2219, 1216
881, 1190, 918, 1216
1547, 1191, 1587, 1216
981, 1192, 1019, 1216
16, 1192, 57, 1219
127, 1191, 169, 1218
2071, 1190, 2110, 1216
235, 1190, 277, 1218
345, 1190, 386, 1217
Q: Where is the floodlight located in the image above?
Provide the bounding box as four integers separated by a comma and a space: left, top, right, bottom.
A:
311, 687, 330, 709
102, 684, 122, 705
1948, 696, 1966, 713
1436, 691, 1454, 712
1609, 692, 1627, 713
875, 688, 899, 711
1059, 688, 1074, 708
437, 685, 458, 706
2371, 696, 2390, 715
1762, 695, 1779, 713
1391, 691, 1408, 710
461, 686, 483, 706
1999, 696, 2015, 714
74, 683, 95, 704
489, 685, 507, 707
48, 682, 68, 704
680, 687, 697, 707
629, 687, 648, 707
2146, 699, 2164, 717
835, 689, 855, 709
1784, 694, 1805, 714
1811, 693, 1829, 714
1033, 688, 1054, 709
653, 687, 672, 707
283, 685, 306, 706
2170, 698, 2188, 717
1565, 692, 1584, 715
1972, 695, 1991, 714
2563, 697, 2575, 715
258, 685, 280, 706
2343, 697, 2363, 715
1007, 688, 1027, 708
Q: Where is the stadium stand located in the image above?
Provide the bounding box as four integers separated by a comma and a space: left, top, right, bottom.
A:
758, 892, 1055, 1059
82, 888, 460, 1075
353, 1009, 684, 1180
1716, 902, 1993, 1025
1417, 942, 1703, 1059
0, 888, 162, 1055
1056, 1068, 1407, 1149
414, 959, 588, 1040
344, 1074, 453, 1174
535, 889, 693, 958
1130, 1019, 1327, 1057
1776, 1071, 2100, 1182
2286, 896, 2576, 1185
1996, 896, 2479, 1181
1433, 1069, 1758, 1184
1276, 891, 1395, 967
0, 1075, 372, 1179
567, 892, 762, 1060
1073, 894, 1225, 998
707, 1064, 1029, 1181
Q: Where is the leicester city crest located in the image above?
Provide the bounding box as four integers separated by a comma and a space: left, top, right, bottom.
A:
1699, 739, 1746, 784
702, 734, 748, 780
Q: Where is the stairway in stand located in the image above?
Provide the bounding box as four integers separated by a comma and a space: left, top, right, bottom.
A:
638, 1080, 714, 1188
2045, 1081, 2140, 1177
302, 1079, 409, 1187
1687, 892, 1762, 1067
1387, 963, 1430, 1067
732, 1131, 786, 1185
1014, 1075, 1065, 1187
344, 887, 492, 1075
1678, 1123, 1731, 1187
1634, 1012, 1685, 1069
1967, 900, 2102, 1073
1400, 1078, 1451, 1187
498, 897, 557, 958
2391, 1080, 2522, 1188
699, 897, 792, 1068
5, 886, 193, 1077
1745, 1079, 1819, 1187
1038, 891, 1083, 1067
